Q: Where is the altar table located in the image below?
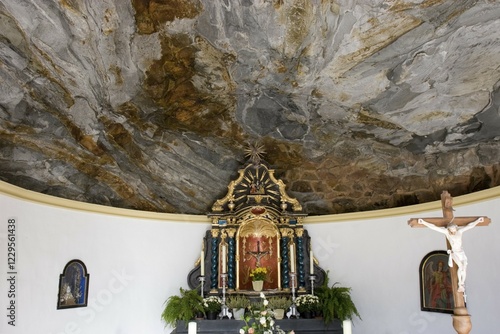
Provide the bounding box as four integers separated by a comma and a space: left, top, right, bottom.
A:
172, 319, 343, 334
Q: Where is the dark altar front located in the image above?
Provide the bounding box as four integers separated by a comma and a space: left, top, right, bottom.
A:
172, 319, 343, 334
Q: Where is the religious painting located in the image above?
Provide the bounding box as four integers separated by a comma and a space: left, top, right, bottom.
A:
419, 251, 454, 314
57, 259, 89, 309
237, 218, 280, 291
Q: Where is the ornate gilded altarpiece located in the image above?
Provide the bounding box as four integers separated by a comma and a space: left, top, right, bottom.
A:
187, 153, 327, 296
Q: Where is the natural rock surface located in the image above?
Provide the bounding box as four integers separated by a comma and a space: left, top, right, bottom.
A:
0, 0, 499, 215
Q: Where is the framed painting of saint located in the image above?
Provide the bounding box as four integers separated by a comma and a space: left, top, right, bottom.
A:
419, 250, 454, 314
57, 259, 89, 309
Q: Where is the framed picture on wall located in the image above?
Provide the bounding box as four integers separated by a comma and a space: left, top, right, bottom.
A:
419, 250, 454, 314
57, 259, 89, 309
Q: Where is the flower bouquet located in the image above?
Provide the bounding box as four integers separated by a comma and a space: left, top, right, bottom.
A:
240, 292, 294, 334
250, 267, 268, 281
295, 294, 319, 314
202, 296, 222, 319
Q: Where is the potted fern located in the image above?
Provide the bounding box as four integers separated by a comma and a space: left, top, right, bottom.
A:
316, 272, 361, 324
161, 287, 204, 328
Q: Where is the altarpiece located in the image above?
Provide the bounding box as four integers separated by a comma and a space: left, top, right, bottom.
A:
177, 149, 343, 333
187, 152, 327, 297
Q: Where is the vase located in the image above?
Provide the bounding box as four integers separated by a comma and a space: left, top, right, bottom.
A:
232, 308, 246, 320
300, 310, 312, 319
206, 311, 218, 320
252, 280, 264, 291
274, 308, 285, 320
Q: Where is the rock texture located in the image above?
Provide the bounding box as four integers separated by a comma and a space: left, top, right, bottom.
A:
0, 0, 499, 215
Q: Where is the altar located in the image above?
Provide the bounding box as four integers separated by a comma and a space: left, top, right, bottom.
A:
165, 145, 355, 334
186, 147, 328, 295
171, 319, 343, 334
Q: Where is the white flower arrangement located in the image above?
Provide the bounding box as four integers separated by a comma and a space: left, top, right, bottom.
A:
295, 294, 319, 312
202, 296, 222, 312
240, 292, 294, 334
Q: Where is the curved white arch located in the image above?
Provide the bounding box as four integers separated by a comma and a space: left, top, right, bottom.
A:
1, 180, 499, 224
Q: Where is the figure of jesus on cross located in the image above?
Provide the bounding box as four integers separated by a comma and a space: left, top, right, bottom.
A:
417, 216, 483, 292
409, 190, 491, 334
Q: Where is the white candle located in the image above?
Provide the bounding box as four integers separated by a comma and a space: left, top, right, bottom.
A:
200, 250, 205, 276
221, 244, 227, 274
310, 250, 314, 275
342, 319, 352, 334
290, 244, 295, 273
188, 321, 197, 334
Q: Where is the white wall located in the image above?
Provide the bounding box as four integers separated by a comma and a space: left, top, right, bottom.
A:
0, 189, 499, 334
307, 198, 500, 334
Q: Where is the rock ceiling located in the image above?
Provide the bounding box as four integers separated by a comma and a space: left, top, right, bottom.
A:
0, 0, 499, 216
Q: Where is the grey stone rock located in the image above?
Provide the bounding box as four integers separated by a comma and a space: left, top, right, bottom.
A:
0, 0, 499, 215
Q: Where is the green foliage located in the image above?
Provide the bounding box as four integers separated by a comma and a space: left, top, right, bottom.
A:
316, 271, 361, 323
161, 287, 204, 328
267, 296, 292, 310
227, 294, 250, 309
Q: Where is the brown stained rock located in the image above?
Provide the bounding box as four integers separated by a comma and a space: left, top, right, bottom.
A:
0, 1, 499, 215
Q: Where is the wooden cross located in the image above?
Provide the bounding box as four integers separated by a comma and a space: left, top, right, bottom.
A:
408, 190, 491, 334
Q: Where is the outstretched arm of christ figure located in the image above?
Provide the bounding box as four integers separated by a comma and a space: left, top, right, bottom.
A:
417, 219, 447, 234
459, 217, 484, 233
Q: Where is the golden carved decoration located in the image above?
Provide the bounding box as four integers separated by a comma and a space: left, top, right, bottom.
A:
212, 169, 246, 211
226, 228, 236, 238
268, 171, 303, 212
211, 229, 220, 238
280, 228, 294, 237
279, 217, 289, 224
244, 142, 266, 165
296, 228, 304, 237
239, 219, 279, 238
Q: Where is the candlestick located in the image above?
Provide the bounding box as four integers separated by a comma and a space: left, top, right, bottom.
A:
310, 250, 314, 275
198, 275, 205, 298
290, 243, 295, 273
287, 272, 299, 319
219, 273, 231, 319
309, 274, 316, 295
188, 321, 197, 334
200, 249, 205, 276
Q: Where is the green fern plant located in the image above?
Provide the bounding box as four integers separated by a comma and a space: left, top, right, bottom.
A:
316, 272, 361, 324
161, 287, 204, 328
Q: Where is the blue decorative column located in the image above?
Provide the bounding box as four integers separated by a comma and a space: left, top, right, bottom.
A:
280, 235, 290, 289
210, 229, 220, 291
296, 228, 306, 289
227, 229, 236, 290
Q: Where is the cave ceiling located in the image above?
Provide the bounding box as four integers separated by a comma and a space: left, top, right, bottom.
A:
0, 0, 499, 216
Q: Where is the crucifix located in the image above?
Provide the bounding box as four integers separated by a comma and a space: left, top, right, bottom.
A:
408, 190, 491, 334
246, 240, 270, 267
